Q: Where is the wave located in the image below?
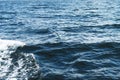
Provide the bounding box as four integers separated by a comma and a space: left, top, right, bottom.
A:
23, 41, 120, 60
27, 41, 119, 80
86, 23, 120, 29
0, 39, 41, 80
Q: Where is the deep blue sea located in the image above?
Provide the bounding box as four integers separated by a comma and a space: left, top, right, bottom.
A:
0, 0, 120, 80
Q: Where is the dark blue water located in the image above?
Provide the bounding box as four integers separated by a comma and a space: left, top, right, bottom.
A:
0, 0, 120, 80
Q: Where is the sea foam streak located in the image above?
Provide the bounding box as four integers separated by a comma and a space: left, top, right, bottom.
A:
0, 39, 41, 80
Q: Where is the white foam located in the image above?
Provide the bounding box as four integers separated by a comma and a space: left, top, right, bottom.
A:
0, 39, 40, 80
0, 39, 25, 50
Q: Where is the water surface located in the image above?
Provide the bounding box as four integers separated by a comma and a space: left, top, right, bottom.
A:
0, 0, 120, 80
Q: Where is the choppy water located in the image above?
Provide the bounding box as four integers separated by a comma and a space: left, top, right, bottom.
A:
0, 0, 120, 80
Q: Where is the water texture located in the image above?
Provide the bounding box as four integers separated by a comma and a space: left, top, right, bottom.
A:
0, 0, 120, 80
